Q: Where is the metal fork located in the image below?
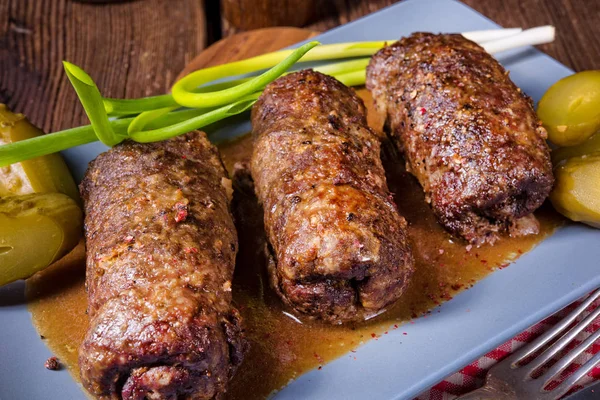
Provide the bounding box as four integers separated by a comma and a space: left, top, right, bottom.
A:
457, 288, 600, 400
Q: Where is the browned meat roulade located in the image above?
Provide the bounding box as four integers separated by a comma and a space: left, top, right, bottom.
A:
79, 132, 246, 399
366, 33, 554, 245
251, 70, 414, 324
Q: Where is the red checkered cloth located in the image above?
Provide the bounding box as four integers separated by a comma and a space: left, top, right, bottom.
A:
416, 296, 600, 400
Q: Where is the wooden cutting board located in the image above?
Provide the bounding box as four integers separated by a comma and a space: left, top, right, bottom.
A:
177, 27, 319, 80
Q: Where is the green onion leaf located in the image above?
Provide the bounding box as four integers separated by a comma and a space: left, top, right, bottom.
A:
103, 94, 178, 116
130, 93, 260, 143
63, 62, 125, 147
172, 41, 320, 108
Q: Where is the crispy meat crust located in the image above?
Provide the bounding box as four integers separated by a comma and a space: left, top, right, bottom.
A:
79, 132, 246, 400
366, 33, 554, 244
251, 70, 414, 323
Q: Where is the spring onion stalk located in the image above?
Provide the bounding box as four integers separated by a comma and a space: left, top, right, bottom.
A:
0, 101, 253, 167
63, 62, 124, 146
0, 125, 96, 166
482, 26, 555, 54
130, 93, 261, 143
172, 41, 320, 108
128, 106, 179, 134
461, 27, 523, 43
335, 69, 367, 87
103, 94, 177, 115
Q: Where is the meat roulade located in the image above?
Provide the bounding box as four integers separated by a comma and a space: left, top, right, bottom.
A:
250, 70, 414, 324
79, 132, 246, 399
366, 33, 554, 245
367, 33, 554, 244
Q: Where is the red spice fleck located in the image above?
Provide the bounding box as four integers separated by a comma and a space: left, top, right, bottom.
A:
314, 353, 324, 363
420, 107, 426, 115
371, 333, 377, 338
517, 249, 523, 254
45, 357, 60, 370
480, 259, 488, 264
393, 324, 399, 329
185, 247, 198, 254
403, 332, 407, 335
318, 366, 322, 370
384, 331, 389, 335
174, 202, 188, 223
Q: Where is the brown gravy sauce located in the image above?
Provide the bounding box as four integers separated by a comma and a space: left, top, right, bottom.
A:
26, 89, 563, 399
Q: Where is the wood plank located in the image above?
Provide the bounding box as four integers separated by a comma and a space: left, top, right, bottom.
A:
0, 0, 207, 134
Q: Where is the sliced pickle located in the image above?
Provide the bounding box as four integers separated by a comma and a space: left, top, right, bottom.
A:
550, 153, 600, 229
0, 193, 83, 286
0, 104, 80, 202
537, 70, 600, 147
552, 131, 600, 164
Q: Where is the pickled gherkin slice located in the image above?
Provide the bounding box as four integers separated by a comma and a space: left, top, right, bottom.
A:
0, 193, 83, 286
0, 104, 80, 202
552, 132, 600, 164
537, 71, 600, 147
550, 154, 600, 229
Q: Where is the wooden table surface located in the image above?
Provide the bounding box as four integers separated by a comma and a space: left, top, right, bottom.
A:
0, 0, 598, 135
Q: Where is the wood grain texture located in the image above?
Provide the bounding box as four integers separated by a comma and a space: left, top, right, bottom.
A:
178, 27, 317, 80
462, 0, 599, 72
221, 0, 315, 30
0, 0, 207, 134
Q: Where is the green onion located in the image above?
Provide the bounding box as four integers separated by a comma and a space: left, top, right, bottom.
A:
103, 94, 177, 115
130, 93, 260, 143
172, 41, 320, 108
335, 69, 367, 87
63, 62, 125, 147
0, 40, 389, 168
128, 106, 179, 134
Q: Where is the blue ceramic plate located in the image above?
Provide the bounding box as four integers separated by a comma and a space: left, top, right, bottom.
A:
1, 0, 599, 399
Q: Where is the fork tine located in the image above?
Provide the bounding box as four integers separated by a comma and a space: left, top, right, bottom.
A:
507, 289, 600, 367
549, 350, 600, 399
540, 322, 600, 387
523, 305, 600, 377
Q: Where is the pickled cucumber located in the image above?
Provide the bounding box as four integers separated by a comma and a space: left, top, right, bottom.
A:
0, 104, 80, 201
0, 193, 83, 286
552, 132, 600, 164
550, 154, 600, 229
537, 70, 600, 147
